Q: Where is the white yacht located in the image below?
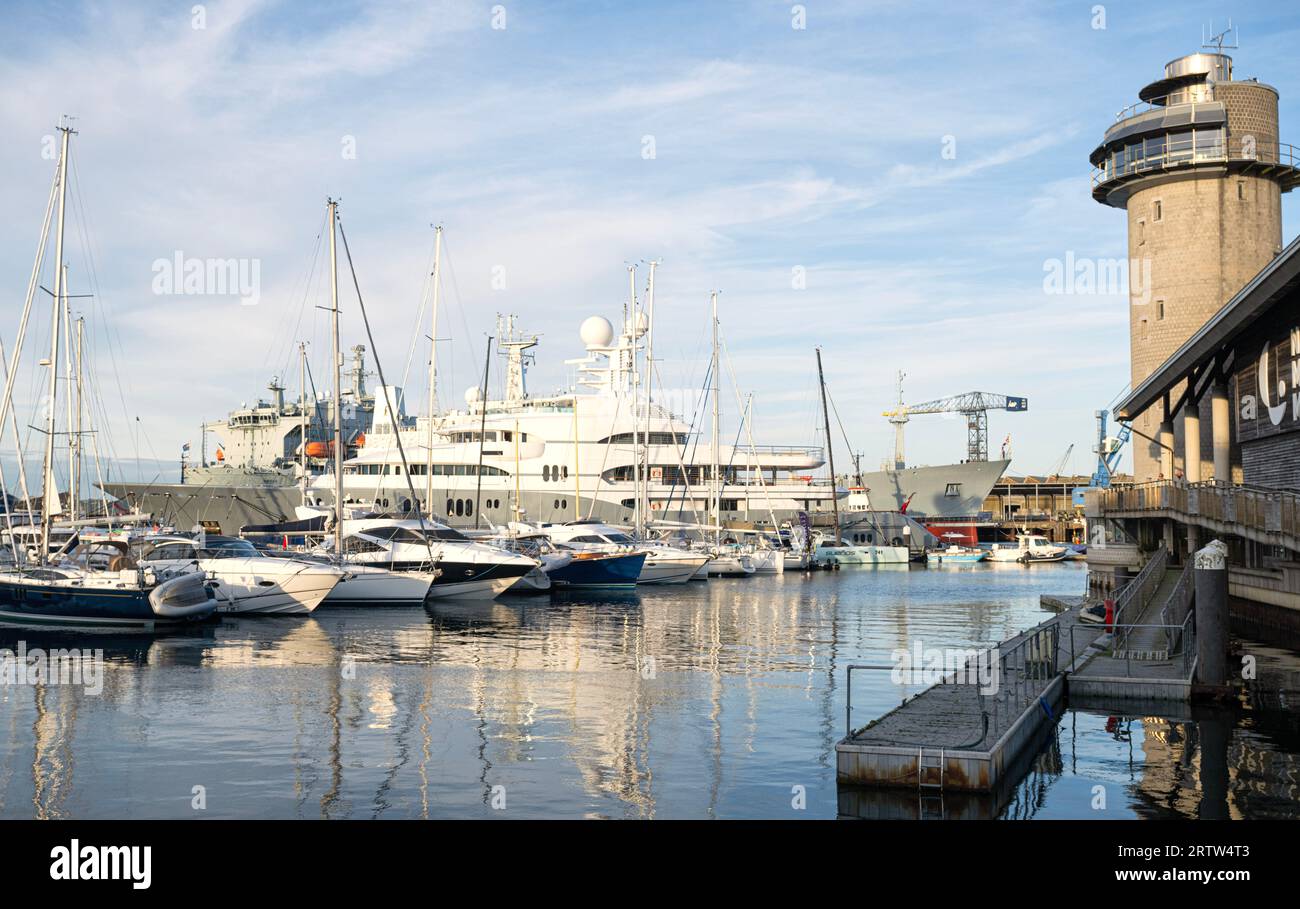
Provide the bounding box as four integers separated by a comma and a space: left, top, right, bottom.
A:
137, 535, 344, 615
300, 312, 831, 531
986, 535, 1068, 563
312, 517, 537, 600
810, 531, 909, 566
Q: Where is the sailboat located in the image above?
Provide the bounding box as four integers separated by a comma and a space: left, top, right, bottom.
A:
0, 120, 215, 627
810, 348, 908, 567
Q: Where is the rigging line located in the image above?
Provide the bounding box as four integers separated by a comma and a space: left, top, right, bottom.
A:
720, 339, 779, 529
439, 232, 472, 402
68, 155, 132, 434
268, 214, 327, 381
825, 386, 857, 480
336, 216, 435, 562
648, 356, 705, 530
660, 357, 711, 520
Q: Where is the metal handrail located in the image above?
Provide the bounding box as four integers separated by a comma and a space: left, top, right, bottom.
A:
1160, 562, 1194, 653
1093, 137, 1300, 188
1112, 547, 1167, 652
1068, 615, 1196, 681
845, 620, 1062, 748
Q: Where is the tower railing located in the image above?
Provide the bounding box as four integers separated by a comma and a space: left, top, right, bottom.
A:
1093, 138, 1300, 191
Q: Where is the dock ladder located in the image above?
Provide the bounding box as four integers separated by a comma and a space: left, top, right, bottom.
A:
917, 746, 946, 819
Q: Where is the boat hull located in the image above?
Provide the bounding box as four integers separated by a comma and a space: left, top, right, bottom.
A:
548, 552, 646, 589
323, 567, 436, 604
0, 572, 214, 627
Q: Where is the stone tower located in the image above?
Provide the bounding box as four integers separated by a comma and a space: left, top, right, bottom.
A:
1091, 51, 1298, 481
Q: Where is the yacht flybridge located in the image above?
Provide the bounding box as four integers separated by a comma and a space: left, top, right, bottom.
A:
306, 308, 830, 529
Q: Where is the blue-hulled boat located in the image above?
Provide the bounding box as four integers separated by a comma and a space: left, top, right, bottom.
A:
548, 551, 647, 589
0, 542, 215, 627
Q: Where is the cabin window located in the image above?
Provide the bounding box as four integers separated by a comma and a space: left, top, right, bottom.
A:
455, 499, 464, 517
465, 500, 473, 516
447, 498, 454, 514
561, 465, 569, 480
543, 465, 551, 481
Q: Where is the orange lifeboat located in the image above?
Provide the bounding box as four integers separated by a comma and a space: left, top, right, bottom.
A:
304, 440, 333, 459
354, 432, 366, 448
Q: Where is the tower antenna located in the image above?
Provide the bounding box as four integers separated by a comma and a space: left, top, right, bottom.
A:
1201, 19, 1238, 54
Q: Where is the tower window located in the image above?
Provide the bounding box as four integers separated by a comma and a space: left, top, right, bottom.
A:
1152, 200, 1162, 222
1137, 219, 1146, 246
1156, 299, 1165, 320
1238, 181, 1247, 201
1140, 318, 1149, 341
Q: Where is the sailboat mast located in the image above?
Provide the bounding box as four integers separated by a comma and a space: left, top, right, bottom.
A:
425, 225, 441, 515
40, 123, 71, 562
816, 347, 841, 545
644, 260, 657, 532
710, 291, 720, 544
473, 336, 492, 529
627, 265, 640, 537
73, 315, 84, 523
299, 341, 308, 507
328, 199, 343, 555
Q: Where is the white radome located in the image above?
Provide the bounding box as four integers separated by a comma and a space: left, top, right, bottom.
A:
464, 385, 483, 405
580, 315, 614, 349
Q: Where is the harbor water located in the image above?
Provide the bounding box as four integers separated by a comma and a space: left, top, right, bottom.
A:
2, 562, 1297, 819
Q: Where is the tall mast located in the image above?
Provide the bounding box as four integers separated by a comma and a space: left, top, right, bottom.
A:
643, 260, 657, 533
473, 336, 492, 529
299, 341, 308, 507
328, 199, 343, 555
816, 347, 841, 545
710, 291, 720, 544
425, 225, 441, 516
40, 123, 71, 561
628, 265, 640, 536
72, 314, 84, 522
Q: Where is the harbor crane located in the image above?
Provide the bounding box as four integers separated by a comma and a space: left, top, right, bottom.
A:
1071, 409, 1131, 506
882, 372, 1028, 467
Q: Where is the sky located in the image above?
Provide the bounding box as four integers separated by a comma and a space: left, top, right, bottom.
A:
1, 0, 1297, 489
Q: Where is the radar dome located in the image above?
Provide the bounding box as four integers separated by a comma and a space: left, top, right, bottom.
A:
633, 311, 649, 338
580, 315, 614, 349
464, 385, 484, 405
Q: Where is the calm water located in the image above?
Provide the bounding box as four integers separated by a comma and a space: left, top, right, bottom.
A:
1, 561, 1297, 819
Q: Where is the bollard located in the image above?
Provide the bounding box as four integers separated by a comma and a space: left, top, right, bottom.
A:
1104, 599, 1115, 631
1194, 539, 1229, 688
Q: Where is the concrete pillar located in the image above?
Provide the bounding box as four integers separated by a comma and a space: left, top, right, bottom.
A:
1158, 417, 1174, 481
1194, 539, 1229, 688
1211, 380, 1230, 484
1182, 401, 1201, 483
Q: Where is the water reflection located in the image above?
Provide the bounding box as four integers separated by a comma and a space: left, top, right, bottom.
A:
3, 563, 1293, 819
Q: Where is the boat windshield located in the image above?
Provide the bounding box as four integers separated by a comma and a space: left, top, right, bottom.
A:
198, 539, 263, 559
603, 533, 635, 544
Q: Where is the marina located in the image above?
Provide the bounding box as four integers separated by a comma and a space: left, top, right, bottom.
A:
4, 560, 1297, 820
0, 4, 1298, 858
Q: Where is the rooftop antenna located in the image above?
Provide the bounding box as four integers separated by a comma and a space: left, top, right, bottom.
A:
1201, 20, 1238, 54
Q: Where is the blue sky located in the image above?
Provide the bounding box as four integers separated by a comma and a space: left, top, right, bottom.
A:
1, 0, 1297, 486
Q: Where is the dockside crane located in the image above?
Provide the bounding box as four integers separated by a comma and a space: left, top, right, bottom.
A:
882, 373, 1028, 467
1071, 409, 1131, 506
